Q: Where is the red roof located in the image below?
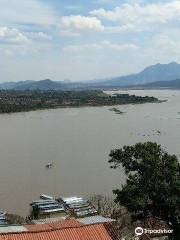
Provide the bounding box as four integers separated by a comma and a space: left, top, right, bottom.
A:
0, 223, 121, 240
25, 219, 82, 231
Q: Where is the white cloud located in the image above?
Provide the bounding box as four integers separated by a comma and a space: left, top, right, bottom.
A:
0, 26, 54, 59
0, 26, 52, 45
63, 40, 138, 52
64, 5, 82, 11
95, 0, 120, 4
102, 40, 138, 50
152, 34, 180, 53
135, 31, 180, 65
1, 0, 180, 82
59, 30, 81, 37
0, 0, 57, 26
0, 26, 29, 44
90, 1, 180, 32
106, 24, 141, 33
0, 48, 14, 57
4, 49, 13, 56
27, 32, 52, 41
60, 15, 104, 32
63, 43, 103, 52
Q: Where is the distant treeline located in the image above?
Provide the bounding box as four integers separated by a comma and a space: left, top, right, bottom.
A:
0, 90, 160, 113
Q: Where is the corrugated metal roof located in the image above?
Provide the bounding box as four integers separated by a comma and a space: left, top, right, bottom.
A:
77, 215, 115, 225
0, 226, 27, 233
0, 223, 121, 240
32, 217, 66, 224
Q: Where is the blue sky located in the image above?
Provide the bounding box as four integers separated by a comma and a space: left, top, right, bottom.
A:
0, 0, 180, 82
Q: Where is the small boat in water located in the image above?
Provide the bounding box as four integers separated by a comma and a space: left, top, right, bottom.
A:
45, 163, 53, 169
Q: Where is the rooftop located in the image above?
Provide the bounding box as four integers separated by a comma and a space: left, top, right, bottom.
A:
25, 219, 82, 232
0, 225, 27, 233
31, 217, 67, 224
77, 215, 115, 225
0, 222, 121, 240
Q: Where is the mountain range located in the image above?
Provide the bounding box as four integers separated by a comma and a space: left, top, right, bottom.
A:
95, 62, 180, 87
139, 78, 180, 89
1, 62, 180, 90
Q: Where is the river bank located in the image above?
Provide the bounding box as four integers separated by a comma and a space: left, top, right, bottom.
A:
0, 89, 160, 114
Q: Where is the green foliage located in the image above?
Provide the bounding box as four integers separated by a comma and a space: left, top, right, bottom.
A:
109, 142, 180, 218
6, 213, 25, 224
0, 90, 159, 113
32, 205, 40, 219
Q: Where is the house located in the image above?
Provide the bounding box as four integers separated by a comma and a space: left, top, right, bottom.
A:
0, 220, 121, 240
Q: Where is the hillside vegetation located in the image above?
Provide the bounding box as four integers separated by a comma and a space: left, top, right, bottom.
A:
0, 90, 159, 113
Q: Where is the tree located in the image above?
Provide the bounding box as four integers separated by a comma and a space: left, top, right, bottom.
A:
109, 142, 180, 238
32, 205, 40, 219
89, 195, 117, 216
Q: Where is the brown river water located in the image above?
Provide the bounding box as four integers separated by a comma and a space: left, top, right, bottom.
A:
0, 90, 180, 216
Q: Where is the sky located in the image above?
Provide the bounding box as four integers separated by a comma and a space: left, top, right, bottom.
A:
0, 0, 180, 82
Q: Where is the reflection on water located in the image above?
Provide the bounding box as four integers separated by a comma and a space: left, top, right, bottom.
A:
0, 90, 180, 216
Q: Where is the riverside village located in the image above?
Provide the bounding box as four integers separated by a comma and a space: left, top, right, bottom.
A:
0, 193, 173, 240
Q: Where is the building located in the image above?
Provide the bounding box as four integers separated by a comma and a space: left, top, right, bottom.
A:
0, 219, 121, 240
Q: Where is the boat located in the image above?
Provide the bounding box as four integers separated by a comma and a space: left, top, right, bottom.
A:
45, 163, 53, 169
0, 211, 6, 216
38, 204, 62, 210
40, 194, 54, 200
30, 200, 56, 206
0, 211, 7, 225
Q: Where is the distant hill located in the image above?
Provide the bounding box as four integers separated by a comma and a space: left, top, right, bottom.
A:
96, 62, 180, 87
0, 79, 66, 90
1, 62, 180, 90
140, 78, 180, 89
0, 79, 85, 90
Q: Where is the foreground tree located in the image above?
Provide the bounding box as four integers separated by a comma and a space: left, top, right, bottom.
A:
109, 142, 180, 238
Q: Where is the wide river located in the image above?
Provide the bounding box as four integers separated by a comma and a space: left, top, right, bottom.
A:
0, 90, 180, 216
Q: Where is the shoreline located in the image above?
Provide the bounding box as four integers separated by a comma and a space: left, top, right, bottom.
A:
0, 89, 161, 114
0, 100, 164, 115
